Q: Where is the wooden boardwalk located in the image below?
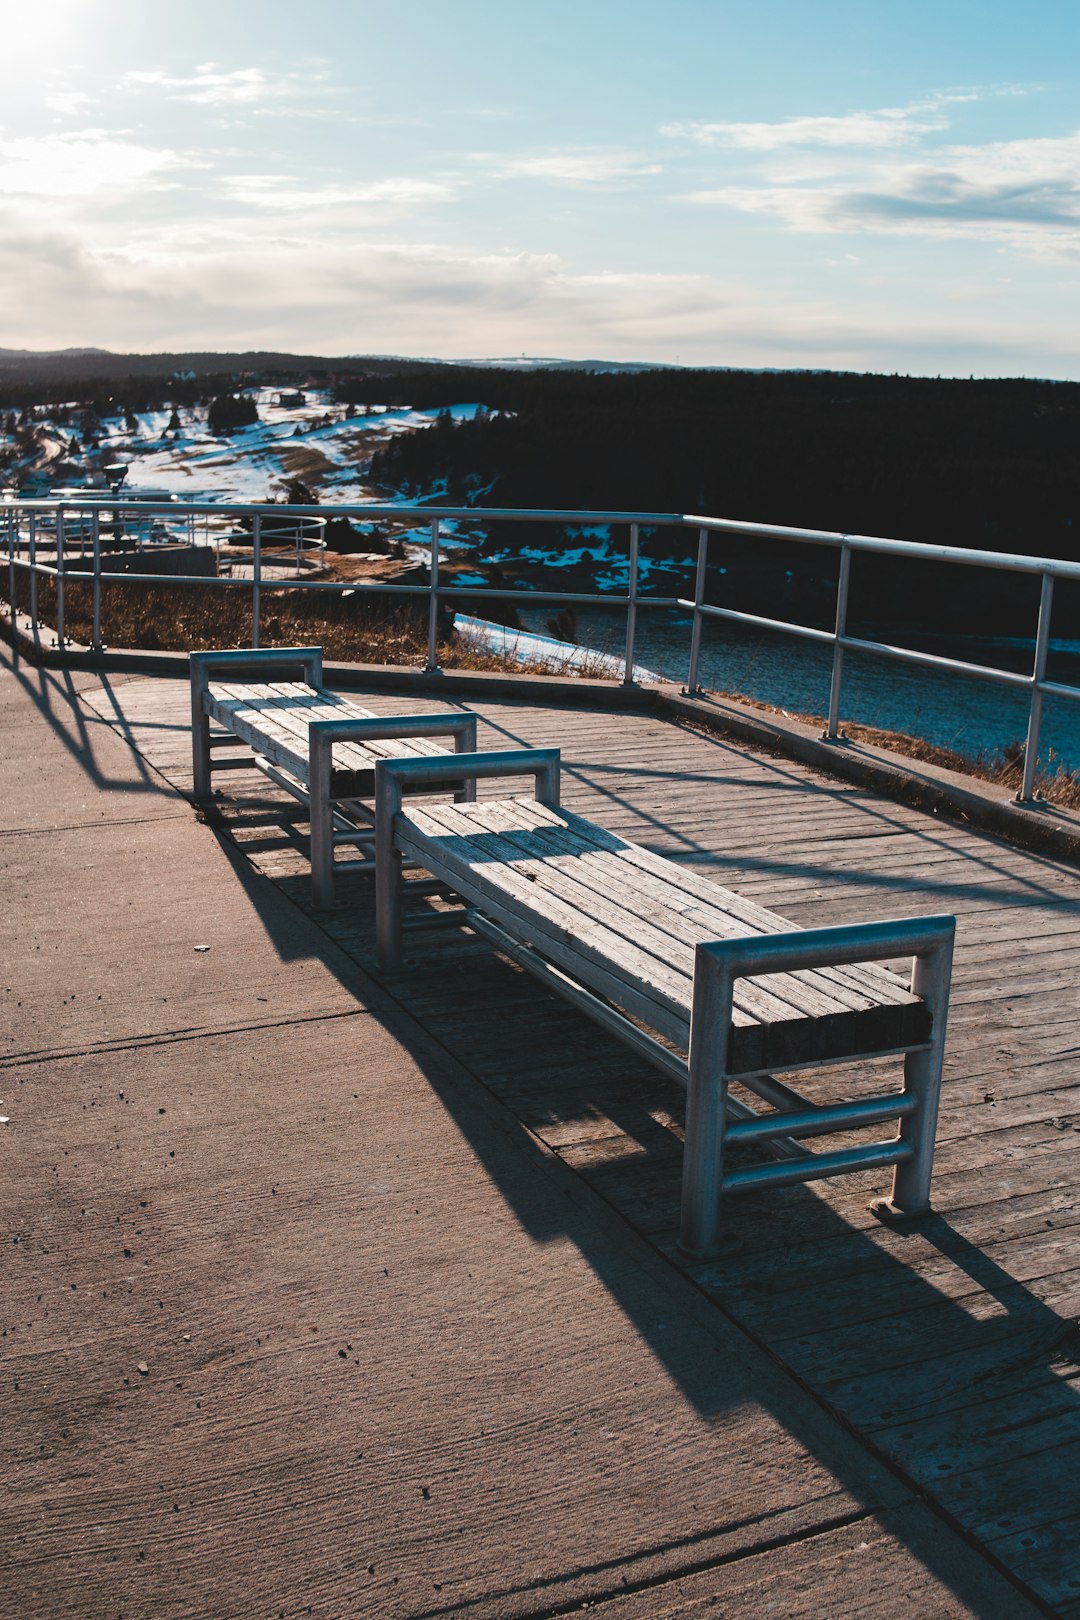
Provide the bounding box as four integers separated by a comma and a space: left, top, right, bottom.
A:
84, 672, 1080, 1614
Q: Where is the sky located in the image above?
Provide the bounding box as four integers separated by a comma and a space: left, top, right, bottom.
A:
1, 0, 1079, 377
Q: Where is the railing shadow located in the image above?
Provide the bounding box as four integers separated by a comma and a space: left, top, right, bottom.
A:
197, 826, 1063, 1616
1, 640, 164, 798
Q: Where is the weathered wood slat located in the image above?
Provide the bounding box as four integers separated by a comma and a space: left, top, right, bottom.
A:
400, 797, 930, 1073
206, 678, 450, 795
513, 798, 923, 1022
452, 799, 907, 1070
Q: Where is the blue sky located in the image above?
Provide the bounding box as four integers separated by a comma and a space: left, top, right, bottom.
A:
2, 0, 1079, 375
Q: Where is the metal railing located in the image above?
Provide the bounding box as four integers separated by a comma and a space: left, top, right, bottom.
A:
4, 494, 1080, 804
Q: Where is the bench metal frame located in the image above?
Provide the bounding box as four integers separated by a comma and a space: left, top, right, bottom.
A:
374, 747, 955, 1257
190, 646, 477, 906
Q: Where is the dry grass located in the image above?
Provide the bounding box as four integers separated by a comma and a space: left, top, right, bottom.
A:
710, 688, 1080, 810
7, 576, 616, 681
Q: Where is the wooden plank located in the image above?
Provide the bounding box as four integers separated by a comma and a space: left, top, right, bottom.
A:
511, 798, 923, 1012
207, 678, 458, 795
453, 799, 918, 1069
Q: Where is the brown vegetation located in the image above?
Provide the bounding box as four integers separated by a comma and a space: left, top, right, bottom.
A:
7, 575, 609, 678
712, 690, 1080, 810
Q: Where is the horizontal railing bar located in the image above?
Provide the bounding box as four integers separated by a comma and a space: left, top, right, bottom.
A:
722, 1139, 912, 1194
838, 633, 1033, 689
1038, 678, 1080, 706
9, 496, 1080, 579
683, 513, 1080, 581
442, 586, 679, 607
683, 601, 1057, 696
678, 600, 834, 645
726, 1092, 918, 1144
14, 562, 674, 610
7, 499, 687, 525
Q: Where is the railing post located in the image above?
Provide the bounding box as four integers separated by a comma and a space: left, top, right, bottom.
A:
251, 511, 261, 648
623, 521, 640, 685
91, 509, 103, 653
426, 517, 441, 672
1018, 572, 1054, 803
29, 511, 39, 645
55, 508, 65, 652
6, 504, 14, 635
823, 542, 852, 741
685, 525, 709, 694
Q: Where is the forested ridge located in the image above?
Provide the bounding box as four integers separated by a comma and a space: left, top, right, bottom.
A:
360, 367, 1080, 563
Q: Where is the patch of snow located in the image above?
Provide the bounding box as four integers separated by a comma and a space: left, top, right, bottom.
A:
453, 613, 660, 683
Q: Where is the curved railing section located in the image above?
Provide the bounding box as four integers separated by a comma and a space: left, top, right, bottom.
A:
4, 494, 1080, 805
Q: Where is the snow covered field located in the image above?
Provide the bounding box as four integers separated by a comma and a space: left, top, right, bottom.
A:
12, 387, 483, 507
120, 390, 483, 505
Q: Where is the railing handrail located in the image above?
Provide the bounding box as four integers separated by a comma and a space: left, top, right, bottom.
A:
5, 494, 1079, 803
7, 495, 1080, 581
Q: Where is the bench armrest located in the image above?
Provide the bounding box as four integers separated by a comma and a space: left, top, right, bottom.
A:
375, 747, 561, 828
190, 646, 323, 721
308, 712, 477, 754
190, 645, 323, 689
680, 912, 956, 1257
697, 914, 956, 985
309, 713, 479, 799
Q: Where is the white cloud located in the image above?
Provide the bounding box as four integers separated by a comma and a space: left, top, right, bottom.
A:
662, 95, 976, 151
120, 63, 331, 106
0, 131, 194, 199
0, 217, 1074, 376
44, 90, 95, 117
221, 174, 455, 212
679, 111, 1080, 256
489, 150, 662, 184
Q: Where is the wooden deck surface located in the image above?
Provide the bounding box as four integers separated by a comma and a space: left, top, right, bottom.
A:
83, 672, 1080, 1615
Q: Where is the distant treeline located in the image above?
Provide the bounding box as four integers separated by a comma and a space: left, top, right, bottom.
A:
360, 367, 1080, 558
359, 367, 1080, 636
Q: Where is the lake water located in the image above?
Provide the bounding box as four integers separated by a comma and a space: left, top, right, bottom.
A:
515, 603, 1080, 775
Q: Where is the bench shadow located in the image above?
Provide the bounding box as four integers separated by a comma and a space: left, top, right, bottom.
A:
203, 828, 1066, 1619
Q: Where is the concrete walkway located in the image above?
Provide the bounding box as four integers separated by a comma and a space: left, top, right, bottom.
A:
0, 641, 1042, 1619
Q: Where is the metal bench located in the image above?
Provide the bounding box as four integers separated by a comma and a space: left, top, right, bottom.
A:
189, 647, 476, 906
373, 747, 956, 1258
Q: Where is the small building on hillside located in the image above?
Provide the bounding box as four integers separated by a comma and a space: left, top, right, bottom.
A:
276, 391, 307, 408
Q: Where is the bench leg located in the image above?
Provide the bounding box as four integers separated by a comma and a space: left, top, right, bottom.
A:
191, 683, 212, 802
876, 932, 954, 1217
679, 951, 735, 1259
309, 732, 335, 909
375, 767, 405, 969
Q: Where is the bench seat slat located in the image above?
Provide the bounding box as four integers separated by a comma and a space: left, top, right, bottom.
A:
395, 812, 723, 1054
206, 679, 450, 795
513, 796, 925, 1044
398, 797, 928, 1072
413, 800, 867, 1064
518, 798, 918, 1004
465, 799, 928, 1054
445, 801, 916, 1068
